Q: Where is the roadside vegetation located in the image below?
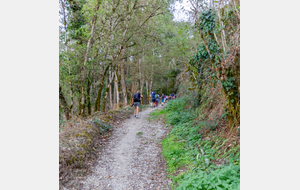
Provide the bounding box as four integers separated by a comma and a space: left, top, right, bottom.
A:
150, 97, 240, 189
59, 106, 133, 187
152, 1, 240, 188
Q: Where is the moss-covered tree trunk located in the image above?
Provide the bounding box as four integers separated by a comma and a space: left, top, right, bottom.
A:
109, 66, 113, 109
78, 86, 86, 116
139, 58, 145, 105
68, 85, 74, 118
101, 64, 116, 112
120, 48, 128, 107
94, 64, 110, 112
101, 84, 110, 112
117, 66, 122, 108
59, 85, 69, 120
114, 69, 120, 109
146, 80, 149, 104
86, 76, 93, 115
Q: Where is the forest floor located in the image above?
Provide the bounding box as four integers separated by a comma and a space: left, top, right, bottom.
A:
63, 105, 171, 190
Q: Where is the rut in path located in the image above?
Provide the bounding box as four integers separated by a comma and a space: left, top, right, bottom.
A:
72, 106, 171, 190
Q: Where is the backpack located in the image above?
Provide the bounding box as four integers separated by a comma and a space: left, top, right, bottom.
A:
151, 92, 156, 98
133, 93, 139, 101
156, 94, 159, 98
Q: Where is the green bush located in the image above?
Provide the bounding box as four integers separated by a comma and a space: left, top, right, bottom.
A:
161, 135, 191, 174
92, 119, 112, 134
158, 97, 240, 189
165, 97, 187, 113
176, 164, 240, 190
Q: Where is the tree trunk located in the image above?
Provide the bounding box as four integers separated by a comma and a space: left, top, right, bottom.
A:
101, 83, 110, 113
101, 67, 115, 112
59, 85, 69, 120
139, 58, 144, 104
217, 9, 227, 53
83, 0, 101, 66
146, 80, 149, 104
120, 48, 128, 107
114, 69, 120, 109
80, 0, 101, 114
149, 64, 153, 93
94, 64, 110, 112
117, 66, 122, 108
109, 66, 113, 109
86, 77, 92, 115
69, 85, 74, 117
61, 0, 74, 118
113, 76, 116, 107
78, 86, 86, 116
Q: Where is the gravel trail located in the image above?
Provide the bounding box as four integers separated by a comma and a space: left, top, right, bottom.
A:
72, 106, 171, 190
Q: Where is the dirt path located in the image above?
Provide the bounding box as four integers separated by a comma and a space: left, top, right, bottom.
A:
67, 106, 171, 190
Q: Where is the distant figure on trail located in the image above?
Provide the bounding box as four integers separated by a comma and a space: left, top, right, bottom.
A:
150, 91, 156, 108
161, 94, 165, 106
133, 90, 143, 119
175, 93, 177, 99
166, 95, 168, 103
155, 93, 159, 107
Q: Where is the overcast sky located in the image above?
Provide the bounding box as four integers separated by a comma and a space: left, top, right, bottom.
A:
171, 0, 192, 22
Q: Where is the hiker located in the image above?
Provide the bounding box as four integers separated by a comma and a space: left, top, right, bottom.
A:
150, 91, 156, 108
132, 90, 143, 119
155, 93, 159, 107
166, 94, 168, 103
161, 94, 165, 106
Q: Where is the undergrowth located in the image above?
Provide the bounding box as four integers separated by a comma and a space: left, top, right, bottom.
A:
59, 105, 133, 189
158, 98, 240, 190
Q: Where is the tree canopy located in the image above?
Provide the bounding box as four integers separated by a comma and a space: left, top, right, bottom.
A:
59, 0, 240, 129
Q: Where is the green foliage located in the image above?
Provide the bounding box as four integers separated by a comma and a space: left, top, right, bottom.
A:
161, 135, 191, 174
158, 97, 240, 188
66, 0, 86, 42
59, 0, 191, 116
165, 97, 187, 112
176, 164, 240, 190
149, 109, 167, 121
199, 9, 216, 35
185, 5, 240, 128
92, 119, 112, 134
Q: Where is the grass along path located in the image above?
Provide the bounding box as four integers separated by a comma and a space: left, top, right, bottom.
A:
150, 98, 240, 190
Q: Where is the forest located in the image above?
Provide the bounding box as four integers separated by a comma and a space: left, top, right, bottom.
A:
59, 0, 240, 189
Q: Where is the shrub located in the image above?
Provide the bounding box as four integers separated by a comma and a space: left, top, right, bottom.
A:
176, 164, 240, 190
159, 97, 240, 189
